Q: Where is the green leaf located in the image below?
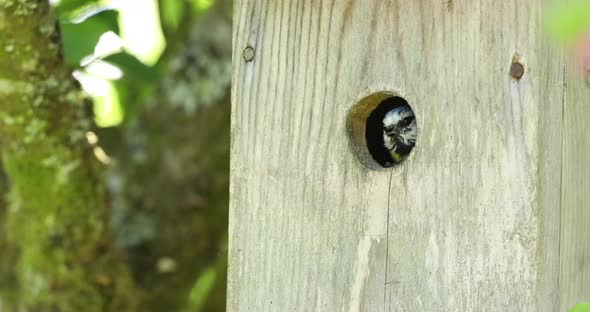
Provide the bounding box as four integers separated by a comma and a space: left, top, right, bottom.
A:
570, 303, 590, 312
93, 79, 124, 127
60, 10, 120, 66
89, 9, 119, 34
117, 0, 166, 65
54, 0, 101, 19
184, 267, 217, 312
103, 53, 160, 83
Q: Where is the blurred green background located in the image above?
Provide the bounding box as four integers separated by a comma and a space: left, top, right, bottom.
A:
0, 0, 231, 311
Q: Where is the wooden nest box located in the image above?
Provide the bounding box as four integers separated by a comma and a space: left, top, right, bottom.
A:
229, 1, 590, 311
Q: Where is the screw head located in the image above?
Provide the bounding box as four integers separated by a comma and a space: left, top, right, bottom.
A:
243, 46, 255, 62
510, 62, 524, 80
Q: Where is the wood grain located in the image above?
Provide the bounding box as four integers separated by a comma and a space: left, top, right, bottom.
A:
559, 60, 590, 310
229, 1, 568, 311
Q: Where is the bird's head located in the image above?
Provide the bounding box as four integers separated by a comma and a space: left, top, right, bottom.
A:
383, 105, 417, 150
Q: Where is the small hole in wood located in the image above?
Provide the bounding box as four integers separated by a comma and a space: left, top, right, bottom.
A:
347, 92, 417, 169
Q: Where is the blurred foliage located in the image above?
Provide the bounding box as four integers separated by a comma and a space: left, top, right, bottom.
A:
54, 0, 101, 17
60, 9, 119, 66
0, 0, 231, 310
571, 303, 590, 312
545, 0, 590, 43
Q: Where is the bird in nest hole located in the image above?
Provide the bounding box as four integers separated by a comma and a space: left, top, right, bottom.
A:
382, 104, 417, 166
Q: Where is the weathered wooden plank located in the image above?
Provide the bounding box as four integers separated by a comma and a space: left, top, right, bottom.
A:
229, 1, 564, 311
381, 1, 565, 311
230, 1, 391, 310
559, 61, 590, 310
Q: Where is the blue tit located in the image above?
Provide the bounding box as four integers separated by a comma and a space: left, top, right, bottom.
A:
382, 104, 417, 165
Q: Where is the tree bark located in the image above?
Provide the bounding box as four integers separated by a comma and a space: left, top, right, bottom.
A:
0, 155, 18, 311
0, 1, 138, 311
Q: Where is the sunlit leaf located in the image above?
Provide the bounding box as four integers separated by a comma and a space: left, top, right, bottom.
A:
75, 70, 124, 127
109, 0, 167, 65
93, 80, 124, 127
92, 31, 125, 59
85, 60, 123, 80
103, 53, 159, 83
60, 9, 119, 66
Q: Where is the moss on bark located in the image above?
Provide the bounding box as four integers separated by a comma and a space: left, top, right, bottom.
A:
0, 1, 138, 310
0, 155, 19, 311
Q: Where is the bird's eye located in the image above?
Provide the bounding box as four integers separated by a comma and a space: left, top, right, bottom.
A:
398, 116, 414, 127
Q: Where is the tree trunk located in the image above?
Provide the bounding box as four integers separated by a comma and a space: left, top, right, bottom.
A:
0, 1, 138, 310
0, 155, 18, 311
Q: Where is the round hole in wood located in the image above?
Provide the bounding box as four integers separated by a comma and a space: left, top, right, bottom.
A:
347, 92, 417, 169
